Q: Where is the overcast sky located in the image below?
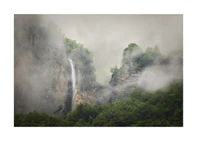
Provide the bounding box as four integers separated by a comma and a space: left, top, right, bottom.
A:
42, 15, 183, 84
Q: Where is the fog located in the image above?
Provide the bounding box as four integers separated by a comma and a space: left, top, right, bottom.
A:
137, 58, 183, 91
14, 15, 183, 114
42, 15, 183, 84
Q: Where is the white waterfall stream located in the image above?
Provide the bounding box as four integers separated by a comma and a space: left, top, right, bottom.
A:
68, 58, 77, 110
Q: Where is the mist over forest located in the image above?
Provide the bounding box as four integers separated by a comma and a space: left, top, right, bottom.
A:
14, 15, 183, 127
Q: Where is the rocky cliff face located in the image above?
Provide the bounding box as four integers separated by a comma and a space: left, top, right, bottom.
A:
105, 44, 142, 103
14, 15, 71, 115
107, 65, 140, 103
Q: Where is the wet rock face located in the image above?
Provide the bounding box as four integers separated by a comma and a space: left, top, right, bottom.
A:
110, 64, 139, 86
14, 15, 70, 114
63, 80, 73, 114
105, 44, 143, 103
74, 93, 95, 105
107, 63, 140, 103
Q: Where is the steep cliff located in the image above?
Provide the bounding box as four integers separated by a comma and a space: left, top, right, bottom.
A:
14, 15, 71, 115
63, 38, 100, 111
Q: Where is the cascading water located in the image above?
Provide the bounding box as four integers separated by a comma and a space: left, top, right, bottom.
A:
68, 58, 77, 110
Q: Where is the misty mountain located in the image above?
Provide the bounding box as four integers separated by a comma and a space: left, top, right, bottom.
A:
14, 15, 183, 127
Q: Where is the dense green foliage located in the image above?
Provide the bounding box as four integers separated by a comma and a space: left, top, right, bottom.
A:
14, 111, 68, 126
133, 46, 170, 71
122, 43, 169, 72
122, 43, 143, 66
15, 82, 183, 127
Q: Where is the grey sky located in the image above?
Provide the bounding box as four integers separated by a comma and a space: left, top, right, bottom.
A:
42, 15, 183, 84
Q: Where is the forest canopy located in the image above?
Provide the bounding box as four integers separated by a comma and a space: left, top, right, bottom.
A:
15, 82, 183, 127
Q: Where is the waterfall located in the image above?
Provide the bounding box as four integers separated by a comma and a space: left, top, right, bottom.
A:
68, 58, 77, 110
